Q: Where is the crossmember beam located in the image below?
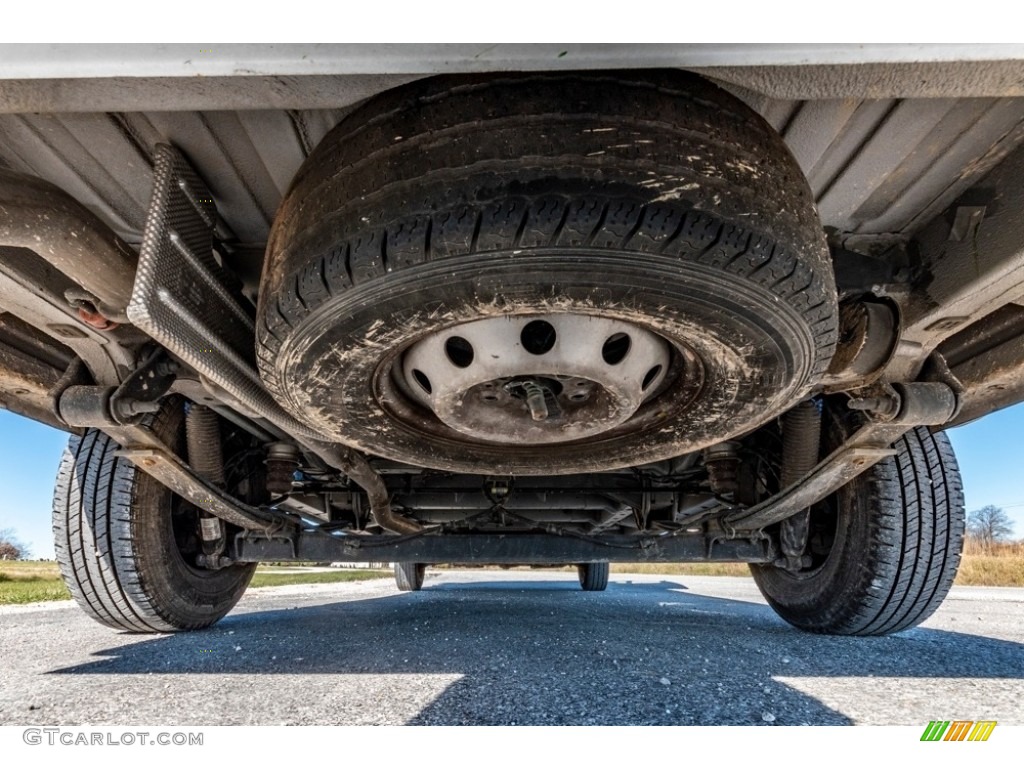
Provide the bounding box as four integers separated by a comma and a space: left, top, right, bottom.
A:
234, 531, 773, 565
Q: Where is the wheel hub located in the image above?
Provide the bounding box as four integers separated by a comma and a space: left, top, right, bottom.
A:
401, 315, 671, 444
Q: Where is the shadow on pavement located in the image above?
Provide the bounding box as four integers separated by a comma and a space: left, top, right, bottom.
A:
49, 577, 1024, 725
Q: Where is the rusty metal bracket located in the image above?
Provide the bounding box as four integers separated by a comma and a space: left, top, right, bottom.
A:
108, 348, 178, 423
115, 446, 286, 533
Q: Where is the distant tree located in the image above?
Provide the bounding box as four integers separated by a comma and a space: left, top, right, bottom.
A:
0, 528, 29, 560
967, 505, 1015, 549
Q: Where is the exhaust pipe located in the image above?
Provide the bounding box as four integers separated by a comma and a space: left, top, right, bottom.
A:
311, 441, 423, 535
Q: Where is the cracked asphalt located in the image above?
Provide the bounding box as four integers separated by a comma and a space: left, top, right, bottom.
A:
1, 571, 1021, 725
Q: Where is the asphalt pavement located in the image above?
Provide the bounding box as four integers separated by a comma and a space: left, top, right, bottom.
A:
1, 571, 1021, 725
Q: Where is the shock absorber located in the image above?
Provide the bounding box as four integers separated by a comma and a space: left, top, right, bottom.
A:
186, 404, 226, 555
779, 400, 822, 570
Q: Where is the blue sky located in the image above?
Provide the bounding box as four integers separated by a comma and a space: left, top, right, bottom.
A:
2, 404, 1023, 559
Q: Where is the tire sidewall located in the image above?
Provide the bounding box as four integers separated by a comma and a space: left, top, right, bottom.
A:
751, 477, 887, 632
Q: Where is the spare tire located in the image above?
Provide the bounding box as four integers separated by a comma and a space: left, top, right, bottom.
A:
258, 71, 838, 474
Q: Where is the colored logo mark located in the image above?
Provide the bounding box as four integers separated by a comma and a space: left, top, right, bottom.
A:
920, 720, 997, 742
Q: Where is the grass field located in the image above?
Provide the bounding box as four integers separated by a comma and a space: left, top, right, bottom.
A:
957, 541, 1024, 587
0, 562, 389, 605
0, 564, 71, 604
2, 543, 1022, 605
247, 570, 390, 588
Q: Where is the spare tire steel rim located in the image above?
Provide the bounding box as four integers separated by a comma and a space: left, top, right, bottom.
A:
400, 314, 674, 444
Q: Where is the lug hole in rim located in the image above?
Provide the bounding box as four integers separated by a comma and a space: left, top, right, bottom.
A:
444, 336, 475, 368
398, 313, 679, 445
412, 369, 432, 393
521, 320, 557, 355
642, 364, 663, 390
602, 332, 631, 365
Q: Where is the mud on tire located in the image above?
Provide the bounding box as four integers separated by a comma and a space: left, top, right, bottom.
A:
257, 71, 839, 474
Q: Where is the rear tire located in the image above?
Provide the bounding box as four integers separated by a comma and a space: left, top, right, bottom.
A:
751, 420, 965, 636
578, 562, 610, 591
395, 562, 426, 591
52, 401, 256, 632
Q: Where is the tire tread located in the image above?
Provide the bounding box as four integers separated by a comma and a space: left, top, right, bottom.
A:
578, 562, 610, 591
